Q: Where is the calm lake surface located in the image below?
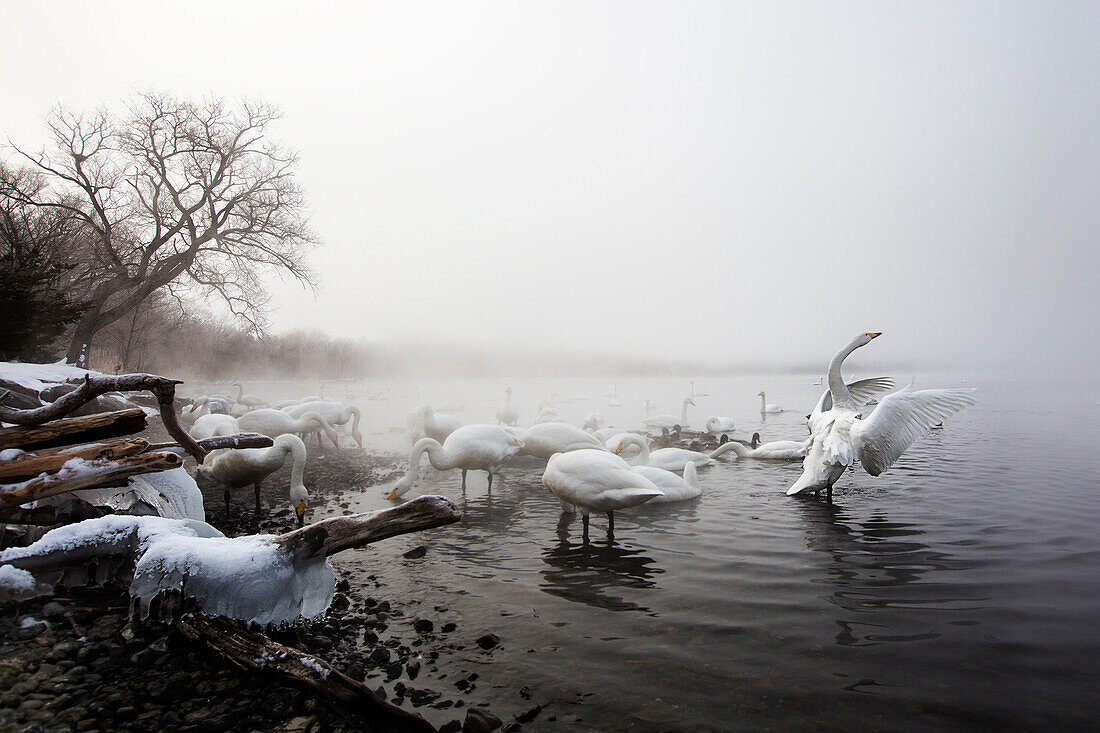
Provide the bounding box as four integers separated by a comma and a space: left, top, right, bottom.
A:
239, 374, 1100, 730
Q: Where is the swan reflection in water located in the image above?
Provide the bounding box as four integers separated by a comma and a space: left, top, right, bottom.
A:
539, 513, 664, 613
794, 498, 983, 648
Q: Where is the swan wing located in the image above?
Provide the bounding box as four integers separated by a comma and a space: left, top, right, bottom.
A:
850, 386, 975, 476
811, 377, 895, 419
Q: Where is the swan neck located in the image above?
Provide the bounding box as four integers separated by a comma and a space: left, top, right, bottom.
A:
827, 339, 861, 406
624, 434, 650, 466
680, 400, 689, 423
414, 437, 451, 471
279, 434, 308, 493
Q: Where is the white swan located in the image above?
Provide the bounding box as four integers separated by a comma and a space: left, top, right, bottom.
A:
788, 332, 975, 498
233, 382, 266, 409
496, 387, 519, 426
758, 392, 783, 414
198, 434, 310, 524
642, 397, 694, 429
722, 438, 809, 460
408, 405, 462, 444
542, 449, 663, 535
610, 433, 733, 472
389, 425, 523, 498
630, 461, 702, 503
589, 426, 632, 443
515, 422, 605, 459
286, 401, 363, 448
189, 413, 241, 441
705, 416, 736, 433
582, 412, 607, 431
179, 398, 211, 430
237, 409, 340, 448
808, 375, 895, 423
534, 406, 562, 424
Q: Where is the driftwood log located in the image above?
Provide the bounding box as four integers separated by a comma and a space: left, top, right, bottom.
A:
0, 374, 205, 462
0, 451, 182, 506
0, 437, 150, 482
0, 408, 148, 452
176, 614, 436, 733
0, 498, 111, 525
147, 432, 275, 454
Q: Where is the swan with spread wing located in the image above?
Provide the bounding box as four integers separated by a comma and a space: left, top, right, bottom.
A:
788, 332, 975, 498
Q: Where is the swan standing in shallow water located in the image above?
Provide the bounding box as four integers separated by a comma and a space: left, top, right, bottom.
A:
198, 434, 310, 524
514, 422, 605, 459
758, 392, 783, 414
542, 449, 663, 537
643, 397, 695, 429
237, 409, 340, 449
496, 387, 519, 426
285, 401, 363, 448
629, 461, 702, 503
389, 425, 524, 498
788, 332, 975, 499
408, 405, 462, 443
610, 433, 737, 472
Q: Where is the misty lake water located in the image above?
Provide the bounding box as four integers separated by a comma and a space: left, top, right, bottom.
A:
221, 374, 1100, 730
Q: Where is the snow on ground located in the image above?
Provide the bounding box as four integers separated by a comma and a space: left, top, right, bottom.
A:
0, 360, 100, 392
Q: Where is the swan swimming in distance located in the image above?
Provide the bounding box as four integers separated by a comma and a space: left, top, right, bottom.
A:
542, 449, 664, 536
496, 387, 519, 426
788, 332, 975, 499
722, 437, 809, 460
643, 397, 695, 429
389, 425, 524, 499
610, 433, 738, 472
198, 434, 310, 524
233, 383, 266, 409
758, 392, 783, 414
705, 416, 736, 433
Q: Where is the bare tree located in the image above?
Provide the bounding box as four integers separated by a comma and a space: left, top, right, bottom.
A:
7, 92, 318, 366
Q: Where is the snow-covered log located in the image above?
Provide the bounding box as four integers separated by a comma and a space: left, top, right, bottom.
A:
0, 437, 150, 481
0, 451, 182, 506
0, 408, 147, 452
0, 495, 460, 625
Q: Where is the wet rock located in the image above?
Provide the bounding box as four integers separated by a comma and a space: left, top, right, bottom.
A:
369, 647, 391, 665
463, 707, 503, 732
414, 619, 434, 634
514, 704, 542, 723
336, 579, 351, 593
403, 545, 427, 559
476, 634, 501, 650
442, 623, 457, 633
385, 662, 403, 680
162, 710, 182, 727
439, 721, 463, 733
502, 725, 522, 733
406, 660, 421, 680
518, 686, 531, 699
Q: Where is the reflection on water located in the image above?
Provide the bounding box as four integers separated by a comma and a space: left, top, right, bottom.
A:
794, 497, 986, 649
539, 514, 663, 613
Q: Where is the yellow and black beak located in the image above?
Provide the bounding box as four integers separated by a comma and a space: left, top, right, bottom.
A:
386, 488, 398, 500
868, 332, 882, 339
295, 501, 307, 527
356, 436, 363, 449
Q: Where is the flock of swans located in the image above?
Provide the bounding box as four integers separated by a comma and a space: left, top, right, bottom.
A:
180, 333, 974, 539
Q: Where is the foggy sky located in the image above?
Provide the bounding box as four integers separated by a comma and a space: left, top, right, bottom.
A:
3, 1, 1097, 377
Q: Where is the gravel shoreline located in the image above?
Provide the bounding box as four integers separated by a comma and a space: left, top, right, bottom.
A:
0, 442, 542, 733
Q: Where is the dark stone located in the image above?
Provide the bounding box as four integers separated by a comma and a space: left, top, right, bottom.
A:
455, 679, 470, 691
502, 725, 522, 733
414, 619, 433, 634
403, 545, 427, 559
439, 721, 463, 733
406, 660, 421, 680
385, 662, 403, 680
369, 647, 391, 665
462, 707, 503, 732
161, 711, 182, 727
336, 579, 351, 592
514, 704, 542, 723
442, 623, 457, 633
476, 634, 500, 650
518, 686, 531, 699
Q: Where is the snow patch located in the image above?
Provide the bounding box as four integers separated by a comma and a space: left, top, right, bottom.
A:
0, 565, 41, 600
1, 449, 25, 460
300, 656, 330, 678
0, 361, 100, 392
0, 515, 334, 625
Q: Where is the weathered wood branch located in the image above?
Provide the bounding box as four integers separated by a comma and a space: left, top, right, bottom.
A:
175, 614, 436, 733
0, 438, 150, 482
0, 374, 206, 462
146, 432, 274, 454
0, 498, 112, 525
0, 451, 182, 506
0, 409, 147, 451
276, 495, 461, 560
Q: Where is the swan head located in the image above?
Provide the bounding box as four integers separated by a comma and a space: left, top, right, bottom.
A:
852, 332, 883, 347
683, 397, 695, 406
757, 391, 764, 397
387, 474, 414, 501
290, 483, 309, 527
